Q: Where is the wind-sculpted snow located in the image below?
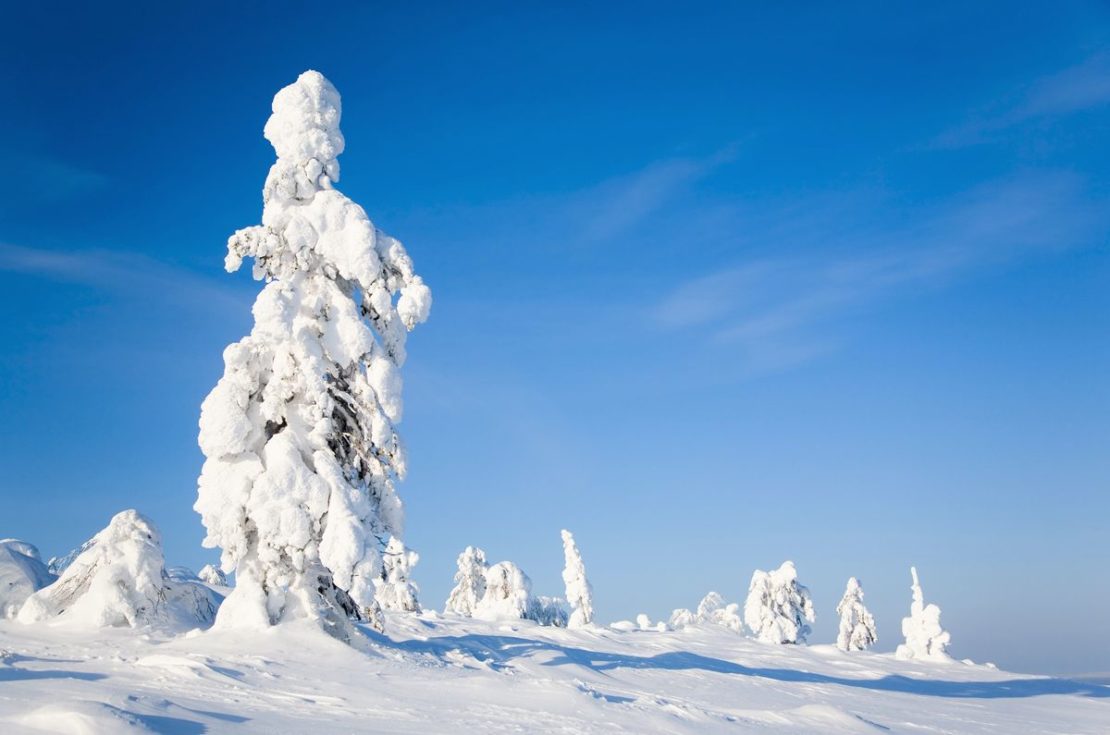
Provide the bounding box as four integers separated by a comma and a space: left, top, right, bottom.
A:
196, 71, 431, 639
0, 613, 1105, 733
16, 510, 219, 630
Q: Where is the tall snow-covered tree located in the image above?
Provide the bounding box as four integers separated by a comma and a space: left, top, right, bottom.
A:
445, 546, 488, 616
743, 561, 815, 644
375, 536, 420, 613
195, 70, 431, 641
560, 530, 594, 628
835, 577, 877, 652
895, 567, 951, 661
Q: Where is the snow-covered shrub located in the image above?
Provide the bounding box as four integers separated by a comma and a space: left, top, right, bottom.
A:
895, 567, 951, 661
743, 561, 815, 644
529, 596, 569, 627
0, 540, 55, 618
560, 530, 594, 628
18, 510, 219, 630
474, 561, 533, 622
668, 608, 696, 628
836, 577, 877, 652
636, 613, 668, 632
198, 564, 228, 587
375, 536, 420, 613
445, 546, 488, 616
194, 70, 431, 641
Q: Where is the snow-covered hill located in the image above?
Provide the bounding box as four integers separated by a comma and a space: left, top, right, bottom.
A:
1, 613, 1105, 734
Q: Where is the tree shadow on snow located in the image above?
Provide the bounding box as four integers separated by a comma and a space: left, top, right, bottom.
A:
386, 633, 1110, 701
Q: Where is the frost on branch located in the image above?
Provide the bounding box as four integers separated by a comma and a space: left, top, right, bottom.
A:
895, 566, 951, 661
560, 530, 594, 628
743, 561, 815, 644
444, 546, 487, 616
0, 540, 55, 619
835, 577, 877, 652
374, 536, 420, 613
195, 71, 431, 641
17, 511, 218, 630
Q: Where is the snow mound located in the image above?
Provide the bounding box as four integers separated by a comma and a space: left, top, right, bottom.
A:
16, 701, 152, 734
0, 540, 54, 618
17, 510, 220, 630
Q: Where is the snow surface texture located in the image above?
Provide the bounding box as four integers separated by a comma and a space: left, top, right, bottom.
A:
195, 70, 431, 639
896, 566, 951, 661
560, 529, 594, 628
16, 511, 219, 630
837, 577, 878, 652
744, 561, 816, 644
374, 536, 420, 612
0, 612, 1105, 734
444, 546, 486, 616
0, 541, 54, 619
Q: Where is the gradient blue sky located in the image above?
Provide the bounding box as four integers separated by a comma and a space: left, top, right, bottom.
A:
1, 2, 1107, 675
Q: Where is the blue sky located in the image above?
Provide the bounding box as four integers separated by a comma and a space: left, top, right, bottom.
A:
1, 2, 1107, 675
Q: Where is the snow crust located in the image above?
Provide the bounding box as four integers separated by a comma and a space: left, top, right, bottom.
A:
0, 612, 1103, 734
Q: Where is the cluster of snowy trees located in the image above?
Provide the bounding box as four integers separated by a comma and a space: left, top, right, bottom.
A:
0, 71, 954, 668
442, 529, 595, 629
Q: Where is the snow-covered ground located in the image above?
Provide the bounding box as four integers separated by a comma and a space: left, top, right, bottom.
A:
1, 613, 1106, 734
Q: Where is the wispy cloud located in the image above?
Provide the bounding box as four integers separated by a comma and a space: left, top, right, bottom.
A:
0, 243, 250, 314
933, 53, 1110, 148
654, 171, 1107, 372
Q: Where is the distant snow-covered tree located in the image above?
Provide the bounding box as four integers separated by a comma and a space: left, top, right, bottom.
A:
375, 536, 420, 613
694, 591, 743, 632
474, 561, 534, 621
560, 530, 594, 628
895, 567, 951, 661
835, 577, 877, 652
194, 71, 431, 641
18, 510, 218, 630
529, 596, 569, 627
198, 564, 228, 587
445, 546, 487, 616
743, 561, 815, 644
669, 608, 696, 628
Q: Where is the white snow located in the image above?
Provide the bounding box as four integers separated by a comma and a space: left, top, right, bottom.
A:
0, 612, 1105, 734
374, 536, 420, 613
444, 546, 487, 616
560, 529, 594, 628
744, 561, 816, 644
195, 70, 431, 638
896, 566, 951, 661
0, 541, 54, 619
16, 511, 218, 631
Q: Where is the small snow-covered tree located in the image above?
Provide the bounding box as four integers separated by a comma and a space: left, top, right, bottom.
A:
836, 577, 877, 652
375, 536, 420, 613
895, 567, 951, 661
474, 561, 533, 621
560, 529, 594, 628
529, 596, 570, 627
445, 546, 488, 616
693, 591, 743, 631
743, 561, 815, 644
18, 510, 218, 630
669, 608, 696, 628
198, 564, 228, 587
195, 71, 431, 641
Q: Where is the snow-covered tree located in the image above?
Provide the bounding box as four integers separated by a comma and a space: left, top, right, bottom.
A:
0, 540, 54, 619
18, 510, 218, 630
529, 596, 569, 627
444, 546, 488, 616
694, 591, 743, 631
895, 567, 951, 661
560, 529, 594, 628
375, 536, 420, 613
474, 561, 533, 622
836, 577, 877, 652
743, 561, 815, 644
194, 71, 431, 641
198, 564, 228, 587
669, 607, 696, 628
